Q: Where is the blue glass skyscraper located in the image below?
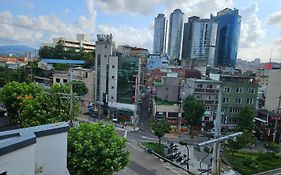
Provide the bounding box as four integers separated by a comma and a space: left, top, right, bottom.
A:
211, 8, 241, 68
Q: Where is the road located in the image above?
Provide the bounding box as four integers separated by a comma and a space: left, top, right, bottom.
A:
117, 136, 188, 175
117, 93, 190, 175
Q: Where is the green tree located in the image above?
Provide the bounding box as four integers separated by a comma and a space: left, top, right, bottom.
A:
38, 46, 56, 58
151, 119, 171, 145
0, 81, 43, 123
183, 96, 205, 135
267, 142, 281, 154
19, 83, 79, 127
0, 82, 79, 127
238, 107, 255, 131
227, 130, 254, 156
72, 80, 88, 96
68, 123, 129, 175
38, 45, 95, 69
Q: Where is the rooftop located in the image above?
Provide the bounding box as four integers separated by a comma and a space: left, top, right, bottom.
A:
0, 122, 69, 156
41, 58, 85, 65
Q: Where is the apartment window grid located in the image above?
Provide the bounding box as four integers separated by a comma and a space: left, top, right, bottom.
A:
224, 87, 231, 93
235, 98, 242, 104
197, 84, 203, 88
230, 107, 241, 113
223, 97, 230, 103
236, 87, 243, 93
248, 88, 255, 94
247, 98, 254, 104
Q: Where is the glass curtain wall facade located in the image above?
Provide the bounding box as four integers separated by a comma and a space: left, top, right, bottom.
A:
212, 8, 241, 68
182, 16, 218, 67
167, 9, 184, 60
153, 14, 166, 54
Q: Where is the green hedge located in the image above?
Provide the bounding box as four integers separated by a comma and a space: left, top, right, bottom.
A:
224, 150, 281, 175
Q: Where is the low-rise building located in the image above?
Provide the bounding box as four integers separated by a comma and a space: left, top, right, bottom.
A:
264, 69, 281, 113
38, 58, 85, 70
183, 78, 221, 123
0, 122, 69, 175
211, 74, 258, 128
52, 68, 95, 105
42, 34, 95, 52
147, 53, 170, 70
155, 76, 184, 102
254, 110, 281, 143
117, 45, 149, 58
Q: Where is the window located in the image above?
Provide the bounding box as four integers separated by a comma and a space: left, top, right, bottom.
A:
197, 84, 203, 88
224, 87, 230, 93
207, 84, 213, 89
111, 76, 114, 79
230, 108, 241, 113
247, 98, 254, 104
112, 65, 115, 68
223, 97, 230, 103
111, 86, 114, 89
235, 98, 242, 104
104, 45, 107, 48
196, 95, 202, 99
63, 79, 68, 83
56, 78, 60, 83
236, 87, 243, 93
205, 106, 211, 110
248, 88, 255, 94
104, 55, 107, 58
111, 96, 114, 100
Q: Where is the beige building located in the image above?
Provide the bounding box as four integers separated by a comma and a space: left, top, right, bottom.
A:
95, 34, 118, 103
53, 68, 95, 104
265, 69, 281, 113
43, 34, 95, 52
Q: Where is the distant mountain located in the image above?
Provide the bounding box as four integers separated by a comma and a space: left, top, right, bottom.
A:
0, 45, 37, 56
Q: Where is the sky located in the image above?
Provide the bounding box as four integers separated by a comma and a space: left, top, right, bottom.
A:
0, 0, 281, 62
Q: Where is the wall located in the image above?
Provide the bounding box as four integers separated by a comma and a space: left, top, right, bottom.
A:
265, 70, 281, 112
34, 132, 68, 175
0, 145, 35, 175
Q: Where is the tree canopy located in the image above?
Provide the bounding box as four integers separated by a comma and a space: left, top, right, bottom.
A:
72, 80, 88, 96
151, 119, 171, 145
226, 107, 255, 152
0, 82, 79, 127
67, 123, 129, 175
39, 45, 95, 69
238, 107, 255, 131
183, 95, 205, 127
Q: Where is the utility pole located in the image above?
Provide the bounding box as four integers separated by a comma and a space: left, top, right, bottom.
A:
69, 66, 74, 127
212, 87, 222, 175
273, 93, 281, 142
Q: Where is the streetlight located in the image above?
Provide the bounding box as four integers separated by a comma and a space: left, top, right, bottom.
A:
179, 141, 190, 171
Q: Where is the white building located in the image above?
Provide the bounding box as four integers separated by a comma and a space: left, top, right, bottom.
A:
167, 9, 184, 60
153, 13, 166, 54
42, 34, 95, 52
182, 16, 218, 67
95, 34, 118, 103
0, 122, 69, 175
265, 69, 281, 113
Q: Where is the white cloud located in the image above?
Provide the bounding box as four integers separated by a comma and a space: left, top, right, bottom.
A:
0, 0, 97, 47
239, 3, 265, 48
97, 24, 153, 51
95, 0, 160, 15
267, 11, 281, 26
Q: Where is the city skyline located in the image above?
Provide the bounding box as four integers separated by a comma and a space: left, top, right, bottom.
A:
1, 0, 281, 62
